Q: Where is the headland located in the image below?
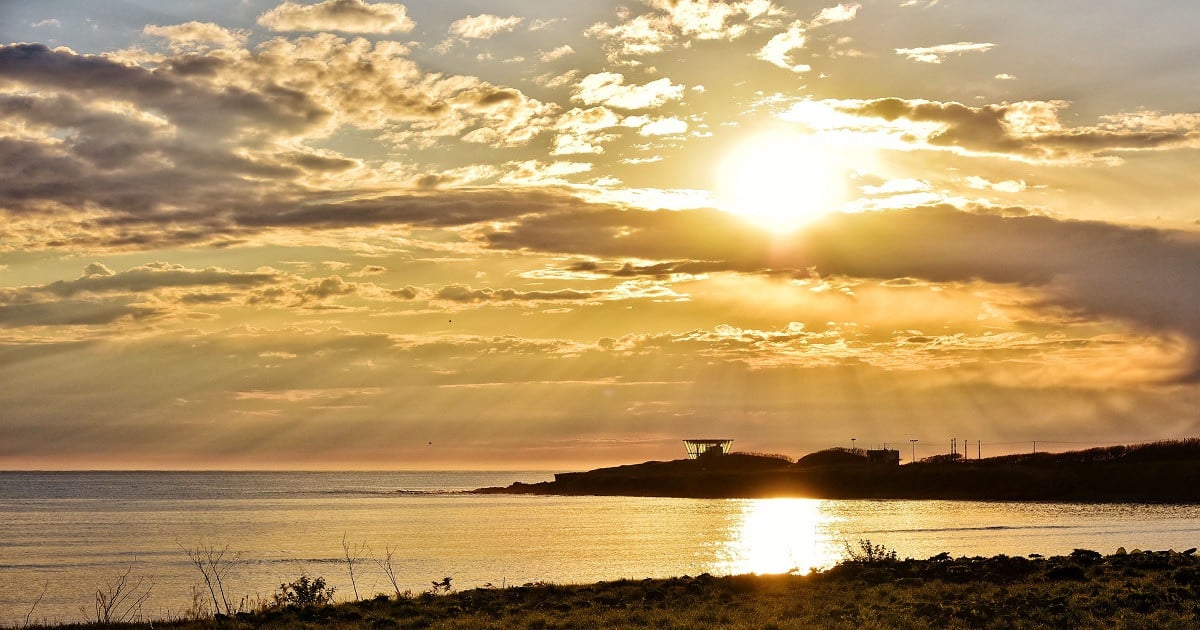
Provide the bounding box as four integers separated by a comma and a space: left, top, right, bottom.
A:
476, 439, 1200, 502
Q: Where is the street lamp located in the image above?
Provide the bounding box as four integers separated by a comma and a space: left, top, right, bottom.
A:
851, 438, 856, 451
909, 439, 918, 464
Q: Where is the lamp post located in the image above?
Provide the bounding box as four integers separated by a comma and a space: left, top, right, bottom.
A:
909, 439, 918, 464
851, 438, 856, 451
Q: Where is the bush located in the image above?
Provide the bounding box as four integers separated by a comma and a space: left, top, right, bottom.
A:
844, 539, 898, 563
273, 575, 336, 608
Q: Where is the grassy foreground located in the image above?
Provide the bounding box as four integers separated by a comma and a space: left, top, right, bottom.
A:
25, 548, 1200, 629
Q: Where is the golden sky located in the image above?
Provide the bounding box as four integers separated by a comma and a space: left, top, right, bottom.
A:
2, 0, 1200, 469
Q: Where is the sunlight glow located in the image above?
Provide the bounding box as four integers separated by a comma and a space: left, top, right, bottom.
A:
716, 498, 842, 575
715, 133, 847, 232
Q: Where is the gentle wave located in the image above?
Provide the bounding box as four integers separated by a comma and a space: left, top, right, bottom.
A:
0, 470, 550, 501
858, 524, 1076, 534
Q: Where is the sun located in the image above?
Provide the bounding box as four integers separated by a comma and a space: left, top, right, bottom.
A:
714, 133, 846, 232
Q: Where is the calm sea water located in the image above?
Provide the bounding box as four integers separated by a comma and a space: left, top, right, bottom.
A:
3, 471, 1200, 625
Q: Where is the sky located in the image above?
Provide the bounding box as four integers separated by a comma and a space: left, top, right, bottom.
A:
2, 0, 1200, 470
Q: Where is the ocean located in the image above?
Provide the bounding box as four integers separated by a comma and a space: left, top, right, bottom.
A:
3, 471, 1200, 625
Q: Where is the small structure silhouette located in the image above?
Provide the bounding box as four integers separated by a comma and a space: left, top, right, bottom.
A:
683, 438, 733, 459
866, 448, 900, 465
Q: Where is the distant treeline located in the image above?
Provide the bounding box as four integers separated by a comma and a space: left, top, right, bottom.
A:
478, 438, 1200, 502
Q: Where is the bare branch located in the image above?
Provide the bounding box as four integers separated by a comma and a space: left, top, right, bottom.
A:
341, 533, 368, 601
22, 581, 49, 628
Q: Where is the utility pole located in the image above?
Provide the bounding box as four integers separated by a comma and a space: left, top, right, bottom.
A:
909, 439, 918, 464
1033, 440, 1037, 454
978, 441, 981, 460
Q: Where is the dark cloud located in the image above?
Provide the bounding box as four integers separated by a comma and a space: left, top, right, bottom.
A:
835, 97, 1197, 160
0, 43, 561, 250
0, 93, 166, 169
567, 259, 748, 278
35, 263, 278, 298
851, 98, 1023, 154
281, 151, 361, 172
237, 189, 599, 231
0, 86, 309, 237
0, 297, 160, 327
0, 44, 330, 136
434, 284, 600, 303
302, 275, 356, 299
0, 264, 283, 326
390, 286, 419, 300
472, 88, 521, 108
484, 205, 1200, 381
179, 292, 238, 304
257, 0, 415, 34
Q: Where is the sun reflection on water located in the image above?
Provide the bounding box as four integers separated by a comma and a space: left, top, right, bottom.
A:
715, 498, 844, 575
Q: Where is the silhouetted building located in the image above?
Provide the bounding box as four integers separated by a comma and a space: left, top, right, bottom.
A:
683, 439, 733, 459
866, 449, 900, 465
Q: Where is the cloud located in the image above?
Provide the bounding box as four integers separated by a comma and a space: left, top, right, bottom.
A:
499, 160, 592, 186
301, 275, 357, 300
235, 188, 595, 231
0, 41, 564, 249
965, 176, 1027, 193
785, 97, 1200, 162
529, 18, 566, 32
482, 205, 1200, 381
0, 263, 288, 327
562, 259, 739, 279
434, 284, 602, 303
0, 261, 415, 325
0, 44, 328, 137
143, 22, 249, 50
448, 14, 522, 39
756, 21, 810, 72
756, 3, 860, 72
550, 106, 623, 155
10, 263, 279, 299
644, 0, 774, 38
572, 72, 685, 110
637, 117, 689, 136
257, 0, 415, 34
179, 292, 238, 304
533, 69, 580, 89
586, 14, 674, 60
810, 3, 861, 28
0, 297, 161, 327
390, 285, 419, 300
0, 261, 276, 303
351, 265, 387, 277
895, 41, 995, 63
538, 45, 575, 63
249, 35, 556, 147
587, 0, 776, 62
82, 263, 114, 277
